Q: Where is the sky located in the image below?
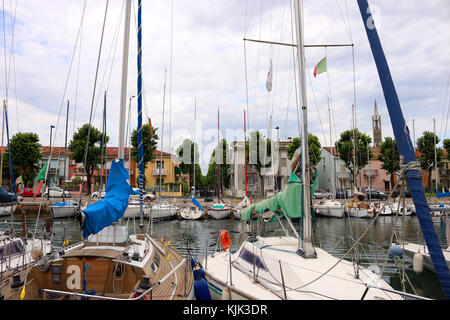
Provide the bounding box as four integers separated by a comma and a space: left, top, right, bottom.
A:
0, 0, 449, 174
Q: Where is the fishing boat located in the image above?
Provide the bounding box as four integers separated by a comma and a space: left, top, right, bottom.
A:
3, 0, 195, 301
347, 201, 374, 218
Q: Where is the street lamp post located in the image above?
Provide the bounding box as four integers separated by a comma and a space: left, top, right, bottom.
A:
47, 125, 55, 200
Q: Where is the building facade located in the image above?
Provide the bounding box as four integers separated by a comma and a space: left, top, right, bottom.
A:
317, 147, 352, 193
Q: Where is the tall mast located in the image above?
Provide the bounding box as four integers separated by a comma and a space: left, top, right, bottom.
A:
328, 97, 335, 198
0, 102, 5, 186
352, 104, 357, 201
118, 0, 132, 160
434, 118, 439, 192
217, 108, 221, 201
137, 0, 144, 230
244, 109, 248, 197
294, 0, 314, 257
158, 68, 167, 202
62, 100, 69, 202
193, 98, 196, 196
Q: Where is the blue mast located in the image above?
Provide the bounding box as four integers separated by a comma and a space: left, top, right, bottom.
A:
357, 0, 450, 299
137, 0, 144, 230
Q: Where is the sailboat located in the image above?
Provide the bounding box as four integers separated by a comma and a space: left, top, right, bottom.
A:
179, 99, 205, 220
49, 101, 78, 219
4, 0, 194, 300
232, 110, 251, 220
0, 101, 18, 217
314, 102, 345, 218
207, 108, 231, 220
200, 0, 403, 300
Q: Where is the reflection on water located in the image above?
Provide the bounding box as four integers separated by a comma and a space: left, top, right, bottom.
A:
1, 213, 447, 299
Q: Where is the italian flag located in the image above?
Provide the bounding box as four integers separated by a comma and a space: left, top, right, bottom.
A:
33, 160, 48, 198
313, 56, 327, 77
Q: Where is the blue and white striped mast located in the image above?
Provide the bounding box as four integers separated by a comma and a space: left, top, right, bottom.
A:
137, 0, 145, 231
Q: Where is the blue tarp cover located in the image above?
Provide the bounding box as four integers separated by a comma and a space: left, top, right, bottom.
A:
191, 197, 203, 210
0, 188, 17, 204
82, 159, 138, 238
436, 190, 450, 199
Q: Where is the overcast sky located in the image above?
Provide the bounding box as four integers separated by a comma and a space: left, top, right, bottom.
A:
0, 0, 449, 174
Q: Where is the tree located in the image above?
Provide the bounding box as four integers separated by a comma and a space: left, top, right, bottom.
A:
176, 139, 202, 191
286, 134, 322, 166
4, 132, 42, 186
130, 124, 159, 169
417, 131, 443, 192
69, 124, 109, 194
444, 139, 450, 161
335, 129, 373, 188
245, 131, 271, 195
204, 139, 231, 193
378, 137, 400, 191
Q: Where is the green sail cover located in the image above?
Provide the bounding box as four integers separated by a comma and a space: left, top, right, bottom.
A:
240, 169, 319, 222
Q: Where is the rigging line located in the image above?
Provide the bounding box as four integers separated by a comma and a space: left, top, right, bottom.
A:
289, 0, 301, 142
37, 0, 88, 234
251, 0, 264, 131
334, 0, 353, 43
5, 0, 18, 132
343, 0, 354, 43
73, 11, 83, 137
80, 0, 109, 203
439, 72, 450, 141
92, 0, 125, 124
169, 0, 173, 162
2, 0, 8, 102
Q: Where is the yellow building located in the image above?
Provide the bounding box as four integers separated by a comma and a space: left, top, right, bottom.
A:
138, 150, 189, 196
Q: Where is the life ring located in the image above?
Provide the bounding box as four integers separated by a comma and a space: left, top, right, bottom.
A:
220, 230, 231, 251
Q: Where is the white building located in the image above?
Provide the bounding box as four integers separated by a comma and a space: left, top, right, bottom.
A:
317, 147, 352, 193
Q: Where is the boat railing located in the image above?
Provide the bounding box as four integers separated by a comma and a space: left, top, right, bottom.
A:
364, 284, 432, 300
40, 257, 187, 300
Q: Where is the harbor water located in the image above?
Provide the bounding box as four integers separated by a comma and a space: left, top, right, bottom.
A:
1, 212, 447, 300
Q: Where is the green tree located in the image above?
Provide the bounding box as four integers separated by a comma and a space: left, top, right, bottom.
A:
245, 131, 271, 195
417, 131, 443, 192
335, 129, 373, 188
286, 134, 322, 166
378, 137, 400, 191
130, 124, 159, 170
176, 139, 202, 191
69, 124, 109, 194
443, 139, 450, 161
5, 132, 42, 186
204, 139, 231, 194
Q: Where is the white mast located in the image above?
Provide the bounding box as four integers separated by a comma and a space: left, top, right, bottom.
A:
294, 0, 315, 257
193, 98, 196, 196
328, 97, 336, 198
118, 0, 132, 160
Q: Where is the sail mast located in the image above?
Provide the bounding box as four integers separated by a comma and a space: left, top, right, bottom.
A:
293, 0, 314, 257
193, 98, 196, 196
118, 0, 132, 160
434, 118, 439, 192
137, 0, 144, 230
217, 107, 221, 201
244, 109, 248, 197
63, 100, 69, 202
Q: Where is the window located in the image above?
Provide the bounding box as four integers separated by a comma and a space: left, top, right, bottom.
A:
156, 161, 164, 169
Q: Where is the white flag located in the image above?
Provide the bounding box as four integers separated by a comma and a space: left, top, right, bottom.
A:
266, 60, 273, 92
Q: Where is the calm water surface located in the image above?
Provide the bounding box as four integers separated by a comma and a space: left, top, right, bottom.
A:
2, 212, 447, 299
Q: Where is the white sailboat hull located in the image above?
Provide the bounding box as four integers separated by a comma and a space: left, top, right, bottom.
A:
208, 208, 231, 220
179, 208, 205, 220
402, 242, 450, 271
0, 204, 17, 217
314, 200, 346, 218
202, 236, 403, 300
50, 205, 77, 219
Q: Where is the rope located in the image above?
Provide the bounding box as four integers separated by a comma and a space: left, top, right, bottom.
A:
36, 251, 59, 273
